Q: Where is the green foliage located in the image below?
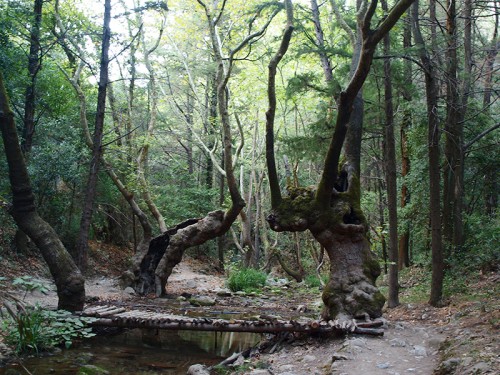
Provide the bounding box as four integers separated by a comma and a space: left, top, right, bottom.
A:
2, 306, 96, 354
13, 276, 50, 298
304, 274, 326, 289
227, 267, 267, 293
448, 212, 499, 272
1, 276, 95, 354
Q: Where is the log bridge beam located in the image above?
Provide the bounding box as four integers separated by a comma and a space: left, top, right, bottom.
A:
79, 305, 384, 336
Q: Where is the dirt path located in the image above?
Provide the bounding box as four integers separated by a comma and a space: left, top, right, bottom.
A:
3, 258, 498, 375
255, 321, 443, 375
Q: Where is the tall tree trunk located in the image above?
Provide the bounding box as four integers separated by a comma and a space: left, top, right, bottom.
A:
398, 13, 412, 269
412, 0, 444, 306
74, 0, 112, 272
451, 0, 473, 251
0, 73, 85, 311
483, 0, 499, 108
21, 0, 43, 155
310, 0, 333, 82
136, 11, 167, 233
381, 0, 399, 308
442, 0, 461, 255
482, 1, 499, 215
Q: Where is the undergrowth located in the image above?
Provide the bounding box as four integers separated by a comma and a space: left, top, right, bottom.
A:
227, 267, 267, 293
0, 276, 96, 354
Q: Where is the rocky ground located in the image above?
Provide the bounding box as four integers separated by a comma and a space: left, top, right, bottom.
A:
0, 242, 498, 375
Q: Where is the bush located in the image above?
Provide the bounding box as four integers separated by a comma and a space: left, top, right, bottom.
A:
1, 306, 96, 354
227, 268, 267, 293
1, 276, 96, 354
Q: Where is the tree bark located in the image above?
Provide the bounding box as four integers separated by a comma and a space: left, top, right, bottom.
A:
136, 10, 167, 233
74, 0, 112, 272
0, 72, 85, 312
399, 13, 412, 269
382, 0, 399, 308
412, 0, 444, 307
310, 0, 333, 82
21, 0, 43, 155
442, 0, 462, 255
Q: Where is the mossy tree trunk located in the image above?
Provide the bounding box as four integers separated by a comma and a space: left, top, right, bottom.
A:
266, 0, 415, 321
0, 72, 85, 312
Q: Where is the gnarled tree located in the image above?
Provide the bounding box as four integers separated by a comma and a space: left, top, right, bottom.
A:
266, 0, 414, 321
0, 72, 85, 311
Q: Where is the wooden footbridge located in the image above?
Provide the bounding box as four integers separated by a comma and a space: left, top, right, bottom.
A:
79, 305, 384, 336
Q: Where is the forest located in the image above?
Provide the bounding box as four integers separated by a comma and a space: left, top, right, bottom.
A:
0, 0, 498, 374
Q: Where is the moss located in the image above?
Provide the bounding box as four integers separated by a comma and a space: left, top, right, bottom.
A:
362, 256, 382, 282
321, 282, 341, 319
366, 290, 386, 317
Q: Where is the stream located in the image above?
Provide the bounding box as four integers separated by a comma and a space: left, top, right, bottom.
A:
0, 328, 261, 374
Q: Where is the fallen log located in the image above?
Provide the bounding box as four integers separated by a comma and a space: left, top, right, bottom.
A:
87, 316, 383, 336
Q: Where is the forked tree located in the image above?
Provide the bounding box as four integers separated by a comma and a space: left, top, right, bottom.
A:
265, 0, 414, 321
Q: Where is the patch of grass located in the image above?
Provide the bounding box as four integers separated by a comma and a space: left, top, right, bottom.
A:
304, 274, 327, 289
227, 268, 267, 293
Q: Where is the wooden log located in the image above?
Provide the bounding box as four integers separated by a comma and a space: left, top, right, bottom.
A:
91, 318, 339, 333
356, 320, 384, 328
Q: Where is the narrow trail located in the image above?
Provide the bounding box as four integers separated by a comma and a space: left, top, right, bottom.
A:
4, 257, 498, 374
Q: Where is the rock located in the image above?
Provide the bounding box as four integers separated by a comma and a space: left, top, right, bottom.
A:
347, 338, 367, 348
468, 362, 490, 374
266, 277, 289, 287
77, 364, 110, 375
376, 362, 391, 369
389, 338, 407, 347
303, 355, 316, 362
331, 353, 349, 361
427, 337, 446, 349
233, 355, 245, 366
278, 364, 295, 372
123, 287, 135, 295
187, 364, 210, 375
248, 370, 272, 375
435, 358, 461, 374
189, 295, 216, 306
176, 296, 187, 301
410, 345, 427, 357
215, 288, 232, 297
296, 304, 307, 313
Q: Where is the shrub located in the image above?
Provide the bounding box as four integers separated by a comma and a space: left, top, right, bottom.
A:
227, 268, 267, 293
1, 306, 96, 354
304, 274, 326, 288
1, 276, 96, 354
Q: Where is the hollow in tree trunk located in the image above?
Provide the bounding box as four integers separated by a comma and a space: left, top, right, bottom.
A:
265, 0, 414, 321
